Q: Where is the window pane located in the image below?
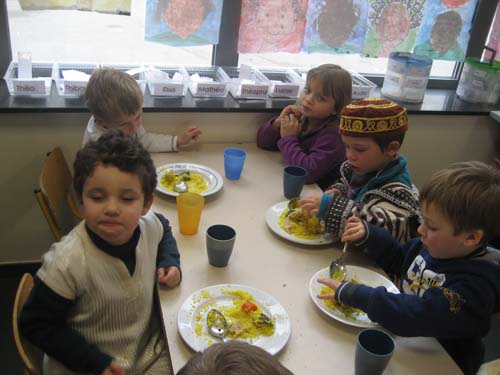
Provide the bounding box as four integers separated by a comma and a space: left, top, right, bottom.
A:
6, 0, 212, 65
239, 52, 456, 78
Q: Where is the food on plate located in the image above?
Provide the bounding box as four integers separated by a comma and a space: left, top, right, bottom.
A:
278, 204, 324, 239
160, 170, 208, 193
194, 289, 275, 342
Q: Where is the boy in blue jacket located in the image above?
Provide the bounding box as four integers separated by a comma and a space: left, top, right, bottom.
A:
318, 161, 500, 375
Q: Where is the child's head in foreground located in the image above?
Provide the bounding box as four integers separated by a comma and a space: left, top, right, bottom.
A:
418, 161, 500, 259
73, 131, 157, 246
301, 64, 352, 120
338, 98, 408, 175
176, 341, 293, 375
84, 68, 143, 135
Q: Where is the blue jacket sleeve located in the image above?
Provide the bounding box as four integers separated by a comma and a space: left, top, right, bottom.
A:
20, 277, 112, 374
155, 213, 181, 279
256, 116, 280, 150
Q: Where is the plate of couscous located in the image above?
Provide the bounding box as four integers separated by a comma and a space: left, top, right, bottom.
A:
309, 266, 400, 328
265, 201, 333, 245
156, 163, 223, 197
177, 284, 291, 354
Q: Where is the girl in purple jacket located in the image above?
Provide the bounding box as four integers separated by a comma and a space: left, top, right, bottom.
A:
257, 64, 351, 189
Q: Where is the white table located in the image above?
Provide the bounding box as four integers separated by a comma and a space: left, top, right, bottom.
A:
153, 143, 459, 374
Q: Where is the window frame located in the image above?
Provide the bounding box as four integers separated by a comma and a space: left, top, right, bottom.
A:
1, 0, 497, 89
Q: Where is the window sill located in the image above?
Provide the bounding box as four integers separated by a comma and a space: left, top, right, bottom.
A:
0, 80, 498, 115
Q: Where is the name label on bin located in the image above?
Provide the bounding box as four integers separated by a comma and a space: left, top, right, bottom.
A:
13, 80, 46, 95
195, 83, 226, 96
151, 82, 184, 96
271, 84, 298, 97
240, 84, 268, 98
64, 81, 87, 95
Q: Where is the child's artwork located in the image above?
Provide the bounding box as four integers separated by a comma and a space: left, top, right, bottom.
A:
484, 1, 500, 61
303, 0, 368, 54
363, 0, 426, 58
413, 0, 478, 61
145, 0, 223, 46
238, 0, 308, 53
18, 0, 131, 14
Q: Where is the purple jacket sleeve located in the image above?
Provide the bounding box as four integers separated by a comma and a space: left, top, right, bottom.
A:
256, 116, 280, 150
277, 126, 344, 184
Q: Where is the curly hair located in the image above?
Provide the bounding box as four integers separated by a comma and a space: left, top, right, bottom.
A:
73, 131, 157, 205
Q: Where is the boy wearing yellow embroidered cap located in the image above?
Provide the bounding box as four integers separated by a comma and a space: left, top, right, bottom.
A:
300, 98, 420, 243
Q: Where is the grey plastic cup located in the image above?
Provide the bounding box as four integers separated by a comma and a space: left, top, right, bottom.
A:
206, 224, 236, 267
283, 165, 308, 199
355, 328, 395, 375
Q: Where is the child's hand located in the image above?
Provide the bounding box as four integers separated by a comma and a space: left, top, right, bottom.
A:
177, 127, 202, 148
341, 216, 366, 243
157, 266, 181, 287
272, 105, 301, 128
299, 195, 321, 216
280, 112, 302, 138
316, 277, 341, 300
325, 188, 341, 196
102, 361, 124, 375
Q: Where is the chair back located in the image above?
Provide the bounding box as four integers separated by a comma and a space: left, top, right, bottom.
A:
34, 147, 83, 241
12, 273, 44, 374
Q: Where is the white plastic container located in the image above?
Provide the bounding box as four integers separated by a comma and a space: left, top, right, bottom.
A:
99, 63, 147, 94
3, 61, 53, 97
144, 66, 189, 97
456, 58, 500, 105
53, 62, 97, 97
185, 66, 229, 98
222, 66, 269, 99
350, 71, 377, 100
381, 52, 433, 103
256, 67, 302, 98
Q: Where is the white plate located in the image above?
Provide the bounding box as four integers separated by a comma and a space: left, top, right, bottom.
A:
177, 284, 291, 354
309, 266, 400, 328
265, 201, 333, 245
156, 163, 223, 197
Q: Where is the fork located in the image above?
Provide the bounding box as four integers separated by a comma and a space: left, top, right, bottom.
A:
328, 241, 348, 281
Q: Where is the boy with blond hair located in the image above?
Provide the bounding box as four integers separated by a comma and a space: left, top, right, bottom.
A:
21, 131, 180, 374
83, 68, 201, 151
319, 161, 500, 375
300, 98, 420, 242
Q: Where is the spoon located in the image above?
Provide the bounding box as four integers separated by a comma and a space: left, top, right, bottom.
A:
173, 180, 188, 193
206, 309, 228, 342
329, 241, 348, 281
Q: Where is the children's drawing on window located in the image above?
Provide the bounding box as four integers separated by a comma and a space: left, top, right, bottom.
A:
413, 0, 477, 61
238, 0, 308, 53
303, 0, 368, 54
145, 0, 223, 46
18, 0, 131, 14
363, 0, 425, 58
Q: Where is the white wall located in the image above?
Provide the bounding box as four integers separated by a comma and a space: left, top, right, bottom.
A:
0, 112, 498, 263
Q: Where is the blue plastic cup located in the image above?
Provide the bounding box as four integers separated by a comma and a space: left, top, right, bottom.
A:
283, 165, 308, 199
355, 328, 395, 375
224, 148, 246, 180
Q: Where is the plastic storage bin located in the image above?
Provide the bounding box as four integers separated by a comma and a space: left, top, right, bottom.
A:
185, 66, 229, 98
3, 61, 53, 96
53, 62, 98, 97
256, 67, 302, 98
351, 71, 377, 100
456, 57, 500, 105
99, 63, 147, 94
144, 66, 189, 97
381, 52, 433, 103
222, 66, 269, 99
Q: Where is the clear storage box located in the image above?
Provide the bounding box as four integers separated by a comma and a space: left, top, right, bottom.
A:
3, 61, 53, 96
99, 63, 147, 94
456, 57, 500, 105
144, 66, 189, 97
185, 66, 229, 98
53, 62, 98, 97
222, 66, 269, 99
256, 67, 302, 98
351, 71, 377, 100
